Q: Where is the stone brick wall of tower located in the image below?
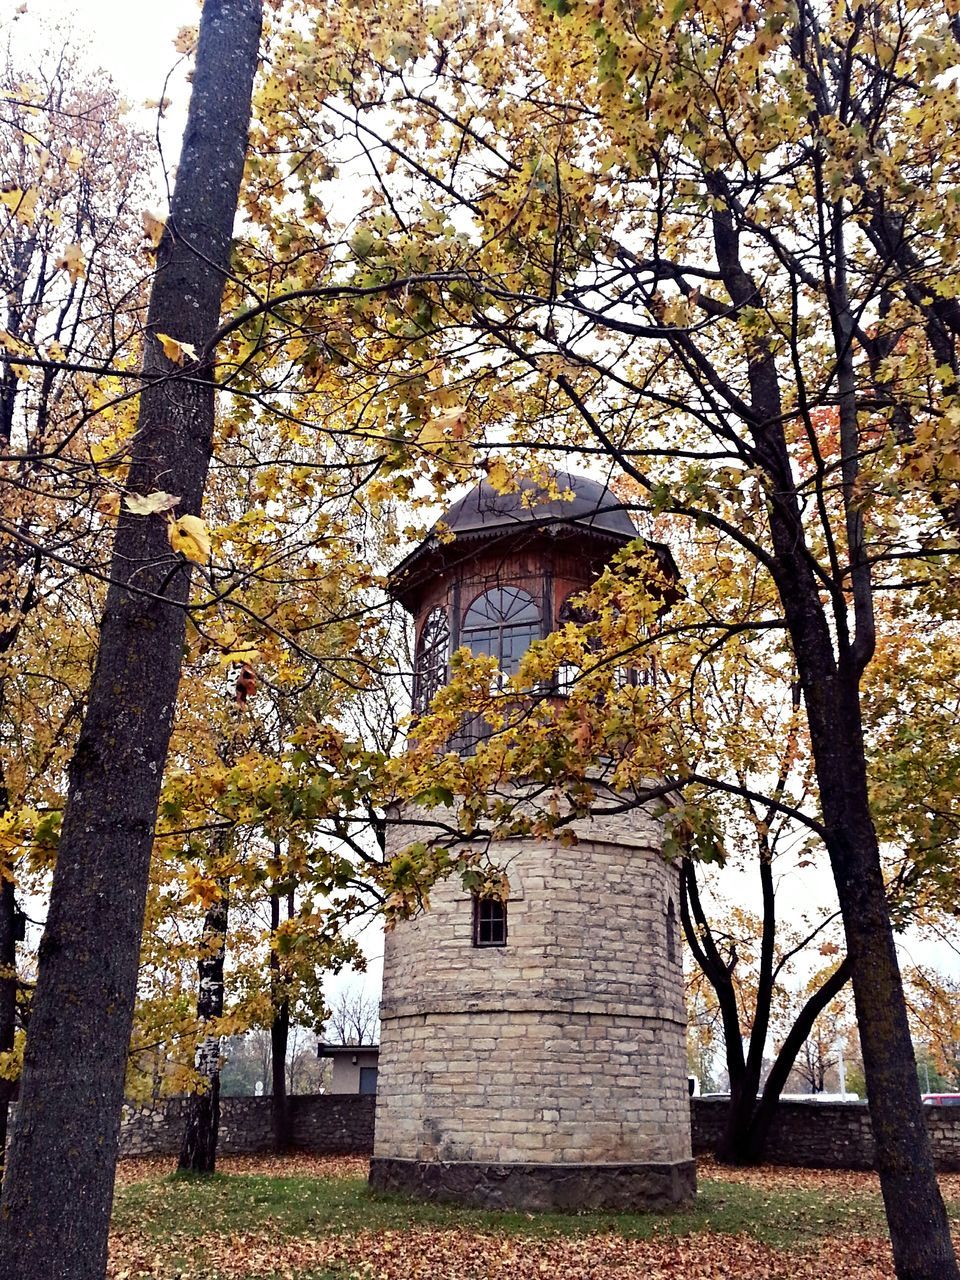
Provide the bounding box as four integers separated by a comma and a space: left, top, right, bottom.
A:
375, 805, 691, 1167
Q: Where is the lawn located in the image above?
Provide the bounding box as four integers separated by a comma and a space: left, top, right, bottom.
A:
110, 1154, 960, 1279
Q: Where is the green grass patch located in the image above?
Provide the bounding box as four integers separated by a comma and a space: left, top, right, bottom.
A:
111, 1169, 911, 1251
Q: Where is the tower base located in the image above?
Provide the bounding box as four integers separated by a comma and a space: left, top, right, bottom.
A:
368, 1156, 696, 1212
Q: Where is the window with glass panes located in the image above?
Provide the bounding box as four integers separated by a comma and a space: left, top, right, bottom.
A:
472, 895, 507, 946
414, 607, 449, 714
461, 586, 540, 674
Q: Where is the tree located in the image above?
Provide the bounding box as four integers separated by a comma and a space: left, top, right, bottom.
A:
220, 1030, 273, 1095
177, 838, 231, 1173
323, 987, 380, 1046
0, 36, 151, 1178
789, 999, 849, 1095
682, 861, 852, 1156
0, 3, 262, 1274
907, 967, 960, 1091
250, 1, 960, 1273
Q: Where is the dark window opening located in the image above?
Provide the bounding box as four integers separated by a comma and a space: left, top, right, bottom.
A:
462, 586, 540, 675
666, 898, 678, 966
473, 895, 508, 947
359, 1066, 378, 1095
414, 606, 449, 715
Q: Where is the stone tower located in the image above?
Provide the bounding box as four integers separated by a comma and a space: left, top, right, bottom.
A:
368, 472, 694, 1210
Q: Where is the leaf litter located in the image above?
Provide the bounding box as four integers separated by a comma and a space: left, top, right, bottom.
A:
110, 1155, 960, 1279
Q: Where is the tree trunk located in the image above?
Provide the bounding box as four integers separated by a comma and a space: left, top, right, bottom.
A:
808, 675, 957, 1280
0, 5, 261, 1276
765, 488, 957, 1278
718, 958, 853, 1165
269, 887, 293, 1153
0, 872, 15, 1186
178, 885, 229, 1174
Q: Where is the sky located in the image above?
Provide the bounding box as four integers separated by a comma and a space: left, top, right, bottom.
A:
3, 0, 198, 199
2, 0, 956, 1035
7, 0, 200, 101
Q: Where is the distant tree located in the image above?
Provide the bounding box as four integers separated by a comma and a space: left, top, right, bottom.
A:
907, 968, 960, 1091
221, 1031, 272, 1097
783, 988, 855, 1095
285, 1024, 324, 1095
323, 988, 380, 1046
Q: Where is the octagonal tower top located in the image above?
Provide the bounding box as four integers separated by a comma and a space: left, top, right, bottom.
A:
388, 469, 674, 616
387, 468, 678, 725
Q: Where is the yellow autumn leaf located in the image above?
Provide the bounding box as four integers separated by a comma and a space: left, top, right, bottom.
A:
167, 513, 211, 564
173, 24, 198, 54
484, 457, 515, 494
96, 492, 121, 519
433, 404, 469, 435
0, 331, 29, 356
219, 647, 261, 667
56, 243, 85, 284
0, 185, 37, 225
416, 420, 446, 450
46, 340, 65, 362
123, 491, 181, 516
156, 332, 198, 365
418, 404, 471, 454
65, 146, 83, 171
184, 863, 220, 909
89, 440, 129, 469
141, 210, 165, 247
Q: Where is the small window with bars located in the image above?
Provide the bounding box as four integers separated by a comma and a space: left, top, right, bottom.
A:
472, 895, 507, 947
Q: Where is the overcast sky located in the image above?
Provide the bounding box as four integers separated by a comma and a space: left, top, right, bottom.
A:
6, 0, 199, 98
3, 0, 197, 200
3, 0, 955, 1019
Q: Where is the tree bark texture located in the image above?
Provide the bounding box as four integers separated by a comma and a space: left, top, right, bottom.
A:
804, 673, 957, 1280
0, 874, 15, 1186
178, 885, 229, 1174
269, 887, 293, 1153
0, 4, 261, 1275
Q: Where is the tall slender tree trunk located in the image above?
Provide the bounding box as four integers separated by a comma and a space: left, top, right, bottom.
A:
0, 5, 261, 1276
0, 868, 15, 1184
805, 671, 956, 1280
269, 886, 294, 1153
178, 884, 229, 1174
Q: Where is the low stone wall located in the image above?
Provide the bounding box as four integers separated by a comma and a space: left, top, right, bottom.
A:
117, 1094, 376, 1158
11, 1092, 960, 1170
690, 1097, 960, 1171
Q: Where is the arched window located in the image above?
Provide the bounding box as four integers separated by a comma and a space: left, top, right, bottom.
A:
666, 898, 678, 966
413, 607, 449, 715
462, 586, 540, 675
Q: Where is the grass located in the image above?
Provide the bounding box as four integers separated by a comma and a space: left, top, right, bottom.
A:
112, 1161, 901, 1250
108, 1157, 960, 1278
